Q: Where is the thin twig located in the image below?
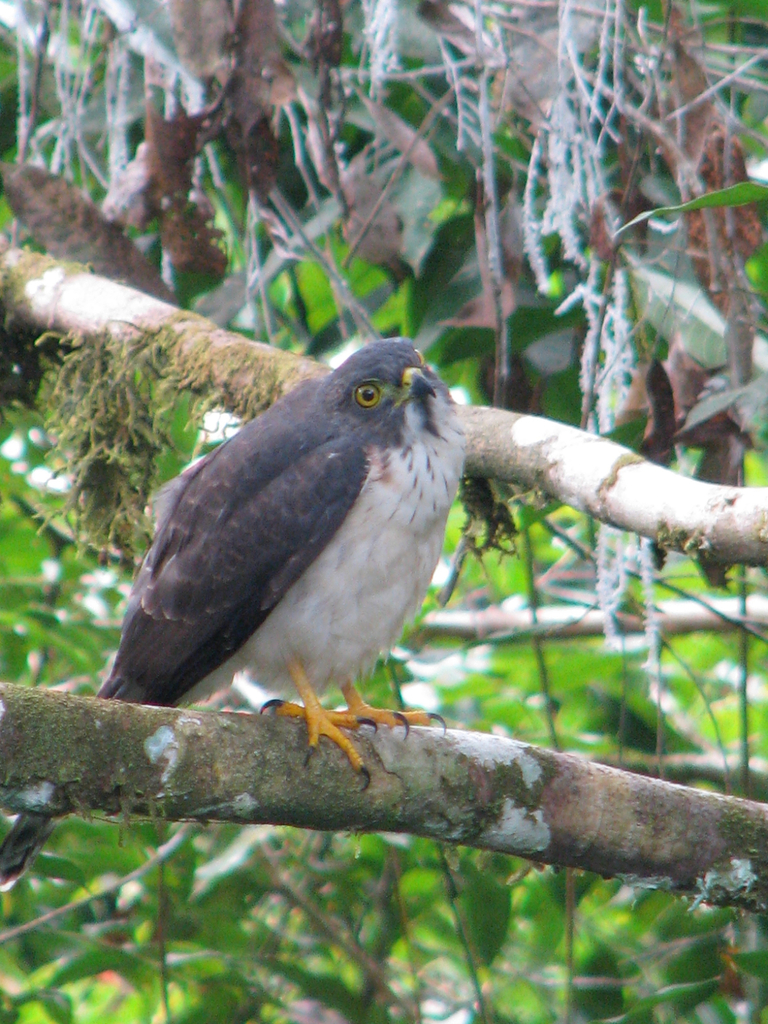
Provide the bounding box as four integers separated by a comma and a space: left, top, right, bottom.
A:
158, 854, 171, 1023
739, 566, 751, 799
660, 639, 732, 796
474, 0, 509, 408
440, 849, 494, 1024
520, 525, 559, 750
664, 47, 768, 121
17, 1, 50, 164
269, 188, 379, 339
564, 867, 575, 1024
246, 193, 277, 344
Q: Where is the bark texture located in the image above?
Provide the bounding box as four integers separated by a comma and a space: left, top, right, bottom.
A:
1, 682, 767, 912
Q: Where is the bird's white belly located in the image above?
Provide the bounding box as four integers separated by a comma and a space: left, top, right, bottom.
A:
210, 409, 464, 699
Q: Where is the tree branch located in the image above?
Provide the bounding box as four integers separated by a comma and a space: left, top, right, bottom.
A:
421, 595, 768, 642
0, 246, 323, 419
3, 246, 768, 564
461, 406, 768, 567
1, 682, 767, 912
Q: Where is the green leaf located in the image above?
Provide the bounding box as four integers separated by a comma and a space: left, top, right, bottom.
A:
606, 979, 720, 1022
458, 860, 512, 966
48, 941, 155, 989
14, 990, 72, 1024
35, 852, 87, 886
617, 182, 768, 236
682, 372, 768, 433
396, 168, 443, 274
604, 416, 647, 452
731, 950, 768, 981
515, 502, 562, 530
628, 263, 727, 369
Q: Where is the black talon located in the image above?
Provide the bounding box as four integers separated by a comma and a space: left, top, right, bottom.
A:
393, 712, 409, 737
304, 745, 316, 768
360, 765, 371, 790
356, 717, 378, 732
261, 698, 285, 714
428, 712, 447, 734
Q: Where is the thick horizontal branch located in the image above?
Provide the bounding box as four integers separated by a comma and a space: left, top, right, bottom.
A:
462, 406, 768, 567
3, 247, 768, 564
1, 682, 767, 911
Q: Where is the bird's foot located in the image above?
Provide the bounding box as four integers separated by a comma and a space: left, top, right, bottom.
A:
340, 683, 446, 737
260, 669, 445, 782
263, 697, 366, 774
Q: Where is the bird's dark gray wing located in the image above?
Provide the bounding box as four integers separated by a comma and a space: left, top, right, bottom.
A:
99, 391, 368, 706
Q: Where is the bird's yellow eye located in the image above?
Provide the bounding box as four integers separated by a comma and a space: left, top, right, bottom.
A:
354, 382, 382, 408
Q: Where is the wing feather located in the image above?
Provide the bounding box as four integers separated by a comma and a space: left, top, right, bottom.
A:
100, 387, 368, 705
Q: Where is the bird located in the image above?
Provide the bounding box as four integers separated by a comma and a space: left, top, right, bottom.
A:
0, 338, 465, 887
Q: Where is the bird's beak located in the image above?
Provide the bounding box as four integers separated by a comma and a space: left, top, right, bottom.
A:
400, 365, 436, 403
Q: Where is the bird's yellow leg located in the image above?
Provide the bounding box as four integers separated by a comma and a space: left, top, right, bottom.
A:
273, 662, 365, 773
340, 682, 435, 729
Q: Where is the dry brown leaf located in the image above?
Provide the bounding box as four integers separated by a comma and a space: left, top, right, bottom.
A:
1, 163, 174, 302
145, 103, 200, 202
161, 203, 228, 278
168, 0, 233, 81
142, 105, 227, 279
640, 359, 676, 466
360, 95, 441, 180
230, 0, 280, 119
665, 334, 709, 426
660, 5, 763, 410
102, 143, 153, 230
341, 156, 403, 267
306, 0, 343, 69
223, 0, 288, 200
667, 11, 714, 166
685, 127, 763, 312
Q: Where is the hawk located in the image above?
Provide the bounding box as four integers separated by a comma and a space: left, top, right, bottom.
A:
0, 339, 465, 886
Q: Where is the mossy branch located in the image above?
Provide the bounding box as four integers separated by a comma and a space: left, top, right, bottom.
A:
1, 682, 768, 912
3, 247, 768, 565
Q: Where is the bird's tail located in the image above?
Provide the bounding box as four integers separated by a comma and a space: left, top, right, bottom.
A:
0, 813, 55, 890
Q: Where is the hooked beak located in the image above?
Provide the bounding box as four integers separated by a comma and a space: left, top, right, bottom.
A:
400, 365, 436, 403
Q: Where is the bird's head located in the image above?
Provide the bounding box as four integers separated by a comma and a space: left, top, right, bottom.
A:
321, 339, 451, 440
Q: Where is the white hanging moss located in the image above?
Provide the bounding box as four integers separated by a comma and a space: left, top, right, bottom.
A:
639, 536, 661, 669
596, 268, 633, 433
596, 525, 627, 650
523, 0, 637, 650
105, 34, 131, 179
363, 0, 400, 97
522, 137, 550, 294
